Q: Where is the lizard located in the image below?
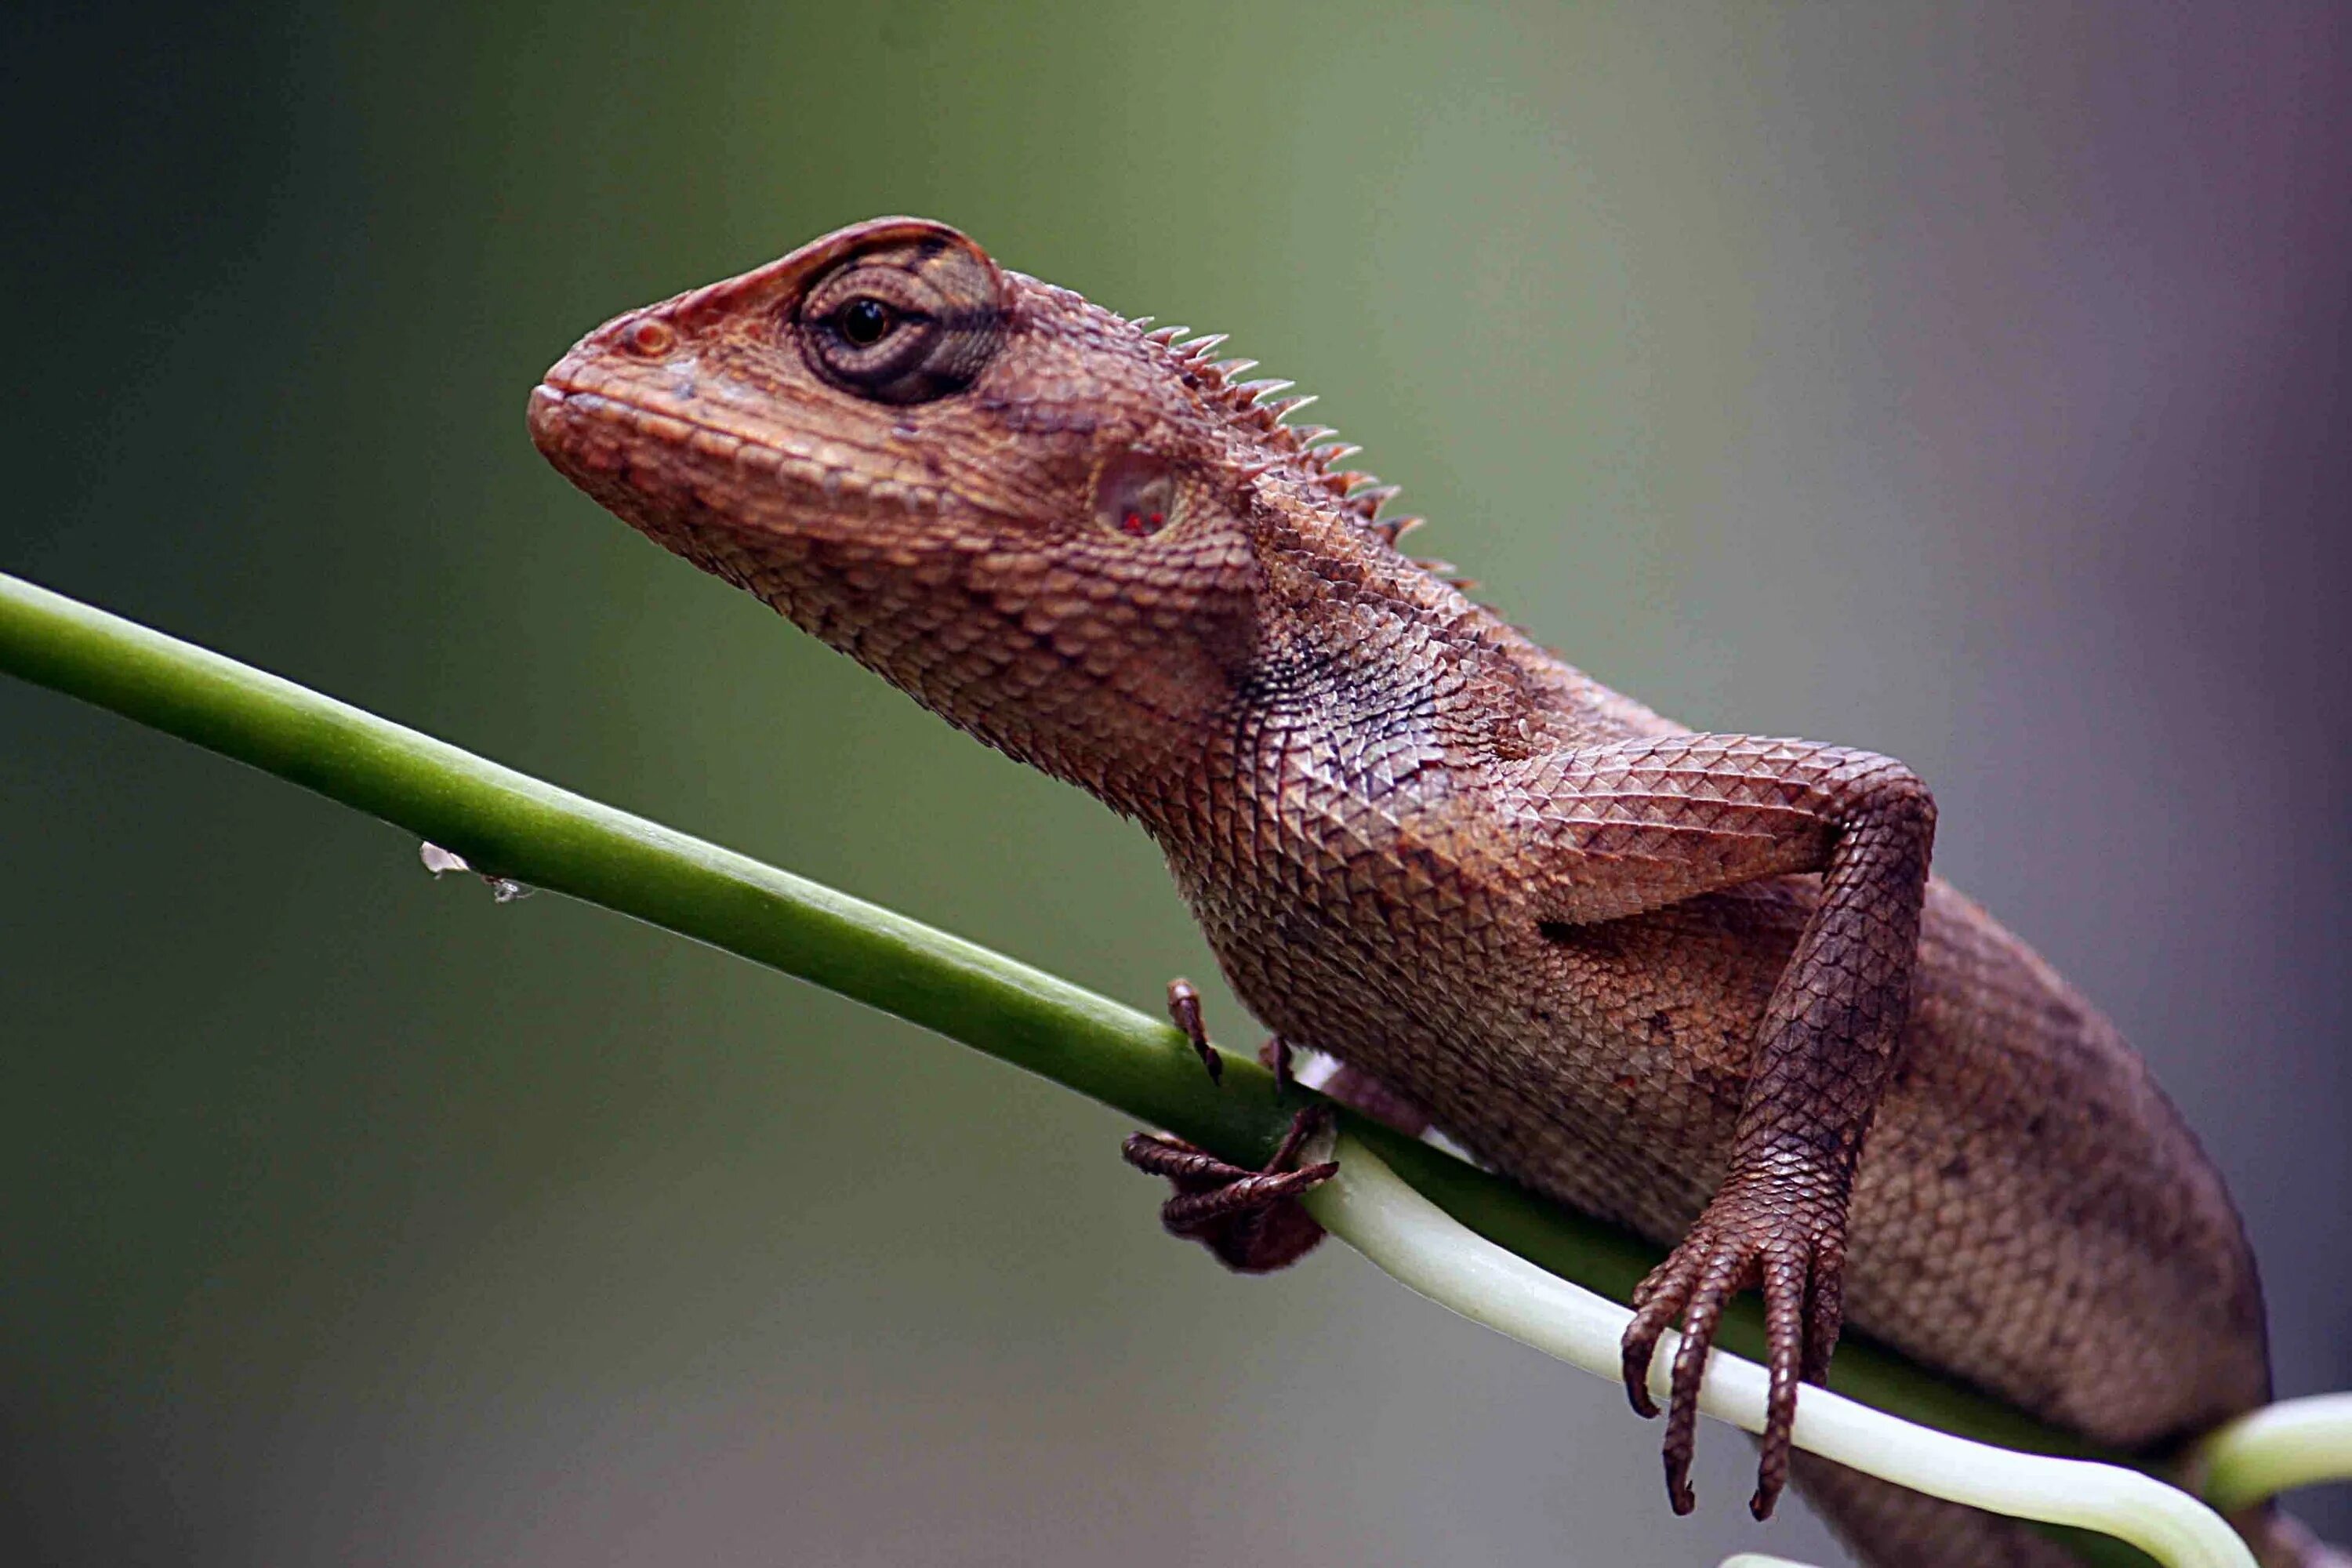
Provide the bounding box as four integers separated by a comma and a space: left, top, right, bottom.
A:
526, 216, 2338, 1567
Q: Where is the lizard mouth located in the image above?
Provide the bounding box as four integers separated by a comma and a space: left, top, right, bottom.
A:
528, 378, 754, 483
528, 376, 950, 529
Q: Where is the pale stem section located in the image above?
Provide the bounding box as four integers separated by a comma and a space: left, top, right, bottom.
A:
1306, 1134, 2262, 1568
2196, 1395, 2352, 1518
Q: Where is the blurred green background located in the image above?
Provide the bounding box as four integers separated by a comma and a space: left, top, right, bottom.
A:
5, 3, 2347, 1564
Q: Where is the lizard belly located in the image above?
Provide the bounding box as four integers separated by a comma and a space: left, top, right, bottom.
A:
1184, 860, 2270, 1450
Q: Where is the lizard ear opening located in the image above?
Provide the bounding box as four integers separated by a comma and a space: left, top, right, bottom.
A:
1092, 450, 1179, 539
797, 234, 1004, 405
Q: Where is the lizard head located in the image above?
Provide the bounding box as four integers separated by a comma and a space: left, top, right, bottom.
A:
530, 216, 1421, 797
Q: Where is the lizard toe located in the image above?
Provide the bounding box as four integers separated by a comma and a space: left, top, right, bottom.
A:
1664, 1240, 1753, 1515
1122, 1105, 1336, 1274
1621, 1247, 1704, 1420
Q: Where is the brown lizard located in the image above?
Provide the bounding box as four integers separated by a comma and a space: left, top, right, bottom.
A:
527, 216, 2337, 1567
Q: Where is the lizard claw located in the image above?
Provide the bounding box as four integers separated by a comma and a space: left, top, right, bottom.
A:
1167, 977, 1221, 1083
1121, 1105, 1337, 1273
1618, 1173, 1847, 1520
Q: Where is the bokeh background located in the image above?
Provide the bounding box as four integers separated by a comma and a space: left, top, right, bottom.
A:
4, 3, 2347, 1564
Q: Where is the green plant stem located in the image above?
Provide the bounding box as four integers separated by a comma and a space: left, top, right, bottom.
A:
0, 567, 2252, 1562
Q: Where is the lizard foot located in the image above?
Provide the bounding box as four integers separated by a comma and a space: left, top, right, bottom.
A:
1618, 1171, 1847, 1521
1121, 1105, 1337, 1273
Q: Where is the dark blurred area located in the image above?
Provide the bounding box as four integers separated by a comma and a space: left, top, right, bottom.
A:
2, 3, 2346, 1564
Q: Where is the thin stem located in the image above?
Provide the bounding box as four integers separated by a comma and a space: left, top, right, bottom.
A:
2196, 1396, 2352, 1517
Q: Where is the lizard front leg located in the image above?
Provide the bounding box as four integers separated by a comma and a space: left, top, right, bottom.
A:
1508, 733, 1936, 1520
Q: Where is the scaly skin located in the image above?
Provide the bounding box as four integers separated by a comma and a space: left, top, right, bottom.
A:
528, 218, 2313, 1565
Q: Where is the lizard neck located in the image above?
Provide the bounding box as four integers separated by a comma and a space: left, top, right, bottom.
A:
1105, 521, 1540, 838
1102, 504, 1685, 860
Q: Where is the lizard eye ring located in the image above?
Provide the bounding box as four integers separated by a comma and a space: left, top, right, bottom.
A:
797, 241, 1003, 405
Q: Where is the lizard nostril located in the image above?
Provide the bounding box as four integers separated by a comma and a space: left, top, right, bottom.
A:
622, 318, 676, 358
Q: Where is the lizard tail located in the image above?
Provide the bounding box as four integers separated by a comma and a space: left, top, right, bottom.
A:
1790, 1452, 2347, 1568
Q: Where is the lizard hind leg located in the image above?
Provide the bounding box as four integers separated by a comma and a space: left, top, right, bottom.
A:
1121, 1106, 1337, 1273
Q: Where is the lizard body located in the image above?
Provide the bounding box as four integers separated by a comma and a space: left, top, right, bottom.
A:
528, 218, 2325, 1566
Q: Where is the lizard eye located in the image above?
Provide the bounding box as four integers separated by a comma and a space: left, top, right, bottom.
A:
798, 241, 1003, 405
836, 297, 895, 347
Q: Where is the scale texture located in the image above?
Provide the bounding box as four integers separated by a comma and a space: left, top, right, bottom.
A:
528, 217, 2325, 1566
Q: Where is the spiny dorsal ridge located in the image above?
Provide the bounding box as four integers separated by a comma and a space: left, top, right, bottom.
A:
1134, 324, 1431, 554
